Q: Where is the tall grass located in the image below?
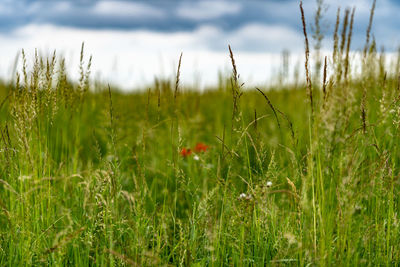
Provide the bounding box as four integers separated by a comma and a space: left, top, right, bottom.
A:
0, 1, 399, 266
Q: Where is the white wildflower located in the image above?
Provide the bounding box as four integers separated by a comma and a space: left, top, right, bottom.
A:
266, 181, 272, 188
238, 193, 253, 200
193, 155, 200, 161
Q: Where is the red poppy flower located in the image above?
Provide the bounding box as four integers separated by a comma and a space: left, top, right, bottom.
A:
180, 148, 192, 157
194, 142, 208, 153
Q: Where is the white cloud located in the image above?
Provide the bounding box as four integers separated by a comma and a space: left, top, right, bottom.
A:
3, 22, 396, 91
93, 1, 165, 18
176, 1, 241, 20
0, 23, 305, 90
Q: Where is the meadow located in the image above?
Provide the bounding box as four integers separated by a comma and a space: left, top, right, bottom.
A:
0, 1, 399, 266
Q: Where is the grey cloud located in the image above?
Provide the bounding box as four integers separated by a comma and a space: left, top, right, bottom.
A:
175, 1, 242, 21
1, 0, 400, 51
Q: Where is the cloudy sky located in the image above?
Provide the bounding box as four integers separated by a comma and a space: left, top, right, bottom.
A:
0, 0, 397, 90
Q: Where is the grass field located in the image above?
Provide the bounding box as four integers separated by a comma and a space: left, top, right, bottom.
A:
0, 2, 399, 266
